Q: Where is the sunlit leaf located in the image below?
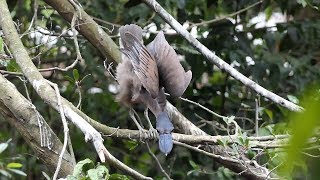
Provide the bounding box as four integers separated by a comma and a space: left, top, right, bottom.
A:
0, 142, 8, 154
287, 95, 299, 104
264, 6, 272, 21
7, 162, 22, 168
42, 171, 51, 180
64, 75, 75, 84
73, 69, 79, 81
87, 165, 109, 180
41, 9, 55, 18
189, 160, 200, 170
0, 169, 11, 177
7, 168, 27, 176
73, 158, 93, 177
264, 108, 273, 120
0, 37, 3, 53
281, 86, 320, 177
297, 0, 307, 7
6, 60, 21, 72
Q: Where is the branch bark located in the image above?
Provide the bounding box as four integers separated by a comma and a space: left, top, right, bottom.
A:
0, 1, 151, 179
142, 0, 303, 112
43, 0, 121, 63
0, 74, 74, 177
34, 0, 278, 178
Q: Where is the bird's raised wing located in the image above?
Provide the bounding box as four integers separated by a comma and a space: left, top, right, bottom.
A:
147, 31, 192, 98
119, 24, 159, 99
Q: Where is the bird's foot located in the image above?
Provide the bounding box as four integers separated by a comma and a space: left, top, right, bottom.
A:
147, 126, 159, 140
137, 128, 149, 142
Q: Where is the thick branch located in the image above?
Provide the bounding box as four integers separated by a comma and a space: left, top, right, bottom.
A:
32, 0, 278, 178
142, 0, 303, 112
0, 1, 150, 179
43, 0, 121, 63
0, 74, 74, 177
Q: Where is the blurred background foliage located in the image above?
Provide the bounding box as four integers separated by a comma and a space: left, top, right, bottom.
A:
0, 0, 320, 179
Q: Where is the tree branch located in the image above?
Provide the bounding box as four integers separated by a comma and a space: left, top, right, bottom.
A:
43, 0, 121, 63
142, 0, 303, 112
35, 0, 280, 178
0, 73, 74, 177
0, 1, 151, 179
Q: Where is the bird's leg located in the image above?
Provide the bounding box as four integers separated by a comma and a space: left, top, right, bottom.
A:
129, 108, 148, 141
144, 108, 159, 140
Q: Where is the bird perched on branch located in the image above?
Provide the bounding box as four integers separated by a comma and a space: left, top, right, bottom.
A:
116, 24, 192, 155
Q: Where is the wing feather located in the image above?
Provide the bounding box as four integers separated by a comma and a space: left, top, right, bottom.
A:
119, 25, 159, 98
147, 31, 192, 98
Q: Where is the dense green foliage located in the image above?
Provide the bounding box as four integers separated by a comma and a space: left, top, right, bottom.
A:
0, 0, 320, 179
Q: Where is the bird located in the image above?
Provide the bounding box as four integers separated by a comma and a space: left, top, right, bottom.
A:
116, 24, 192, 155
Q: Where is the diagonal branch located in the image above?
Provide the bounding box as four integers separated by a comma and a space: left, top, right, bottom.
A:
36, 0, 279, 178
0, 1, 151, 179
0, 74, 75, 177
142, 0, 303, 112
188, 0, 263, 30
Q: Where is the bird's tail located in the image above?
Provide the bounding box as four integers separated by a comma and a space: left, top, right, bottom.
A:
156, 111, 174, 156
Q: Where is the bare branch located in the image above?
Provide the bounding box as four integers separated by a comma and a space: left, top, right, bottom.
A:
0, 1, 151, 179
46, 81, 69, 180
146, 143, 172, 180
142, 0, 303, 112
188, 0, 263, 30
0, 74, 74, 177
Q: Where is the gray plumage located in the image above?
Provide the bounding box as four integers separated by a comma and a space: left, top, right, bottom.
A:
116, 24, 192, 155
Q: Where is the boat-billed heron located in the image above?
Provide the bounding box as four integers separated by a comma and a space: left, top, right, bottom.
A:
116, 24, 192, 155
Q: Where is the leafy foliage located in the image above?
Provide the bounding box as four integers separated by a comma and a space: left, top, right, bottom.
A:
0, 0, 320, 179
0, 139, 26, 179
66, 159, 128, 180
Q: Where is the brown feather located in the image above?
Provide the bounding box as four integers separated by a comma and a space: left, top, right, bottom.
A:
147, 31, 192, 98
119, 25, 159, 99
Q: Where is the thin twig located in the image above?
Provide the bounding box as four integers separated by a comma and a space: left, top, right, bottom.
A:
142, 0, 303, 112
255, 97, 259, 136
188, 0, 263, 30
47, 81, 69, 180
174, 141, 240, 164
19, 0, 38, 38
146, 143, 172, 180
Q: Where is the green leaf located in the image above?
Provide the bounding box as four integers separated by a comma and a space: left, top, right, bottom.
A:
189, 160, 200, 170
64, 75, 75, 84
187, 169, 197, 176
0, 142, 8, 154
42, 171, 51, 180
297, 0, 307, 7
0, 169, 11, 177
264, 6, 272, 21
7, 168, 27, 176
66, 175, 77, 180
73, 158, 93, 177
96, 165, 109, 179
87, 169, 99, 180
7, 162, 23, 168
73, 69, 79, 81
125, 140, 138, 151
87, 165, 109, 180
0, 37, 3, 53
281, 86, 320, 177
109, 173, 129, 180
6, 60, 21, 72
287, 95, 299, 104
41, 9, 55, 18
264, 108, 273, 120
